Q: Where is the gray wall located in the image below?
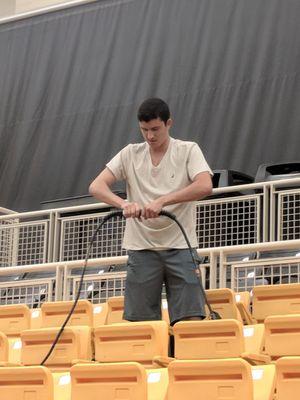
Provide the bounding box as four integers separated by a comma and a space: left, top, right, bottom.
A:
1, 0, 300, 211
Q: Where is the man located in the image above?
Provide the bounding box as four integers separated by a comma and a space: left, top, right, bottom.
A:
89, 98, 213, 325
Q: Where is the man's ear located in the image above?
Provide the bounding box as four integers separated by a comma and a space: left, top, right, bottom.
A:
166, 118, 172, 128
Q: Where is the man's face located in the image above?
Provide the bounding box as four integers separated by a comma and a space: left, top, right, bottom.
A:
139, 118, 172, 149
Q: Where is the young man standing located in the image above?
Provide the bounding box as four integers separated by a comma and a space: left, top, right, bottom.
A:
89, 98, 213, 325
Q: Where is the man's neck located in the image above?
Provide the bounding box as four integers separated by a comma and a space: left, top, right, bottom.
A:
149, 136, 171, 155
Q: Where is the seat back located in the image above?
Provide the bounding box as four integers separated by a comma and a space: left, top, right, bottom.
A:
167, 358, 253, 400
206, 289, 242, 321
30, 308, 43, 329
0, 366, 53, 399
174, 319, 244, 360
243, 323, 265, 355
105, 296, 126, 325
94, 321, 169, 367
0, 304, 31, 336
251, 364, 276, 400
252, 283, 300, 322
0, 332, 8, 362
71, 362, 147, 400
93, 302, 108, 327
41, 300, 93, 327
265, 314, 300, 359
235, 291, 251, 310
276, 357, 300, 399
21, 326, 92, 368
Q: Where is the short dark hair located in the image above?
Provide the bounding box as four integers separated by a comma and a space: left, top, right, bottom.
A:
137, 98, 170, 124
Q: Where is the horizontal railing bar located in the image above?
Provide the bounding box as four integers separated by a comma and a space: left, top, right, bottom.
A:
1, 240, 300, 275
1, 177, 300, 220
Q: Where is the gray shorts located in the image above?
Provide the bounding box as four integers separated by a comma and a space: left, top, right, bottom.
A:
123, 249, 206, 325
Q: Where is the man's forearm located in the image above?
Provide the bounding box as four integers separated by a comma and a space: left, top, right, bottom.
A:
159, 180, 212, 207
89, 182, 125, 209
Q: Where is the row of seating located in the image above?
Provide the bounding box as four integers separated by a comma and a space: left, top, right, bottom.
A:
4, 357, 299, 400
1, 349, 300, 398
1, 284, 300, 366
1, 283, 300, 399
1, 282, 300, 332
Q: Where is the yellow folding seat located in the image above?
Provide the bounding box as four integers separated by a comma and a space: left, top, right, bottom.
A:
105, 296, 170, 326
206, 288, 254, 324
21, 326, 92, 369
235, 291, 251, 310
41, 299, 93, 328
276, 356, 300, 399
146, 368, 169, 400
30, 307, 43, 329
0, 366, 53, 399
94, 321, 169, 367
93, 302, 108, 327
252, 283, 300, 322
71, 362, 147, 400
53, 371, 71, 400
0, 304, 31, 364
174, 319, 269, 365
251, 364, 276, 400
0, 332, 8, 363
264, 314, 300, 360
105, 296, 127, 324
167, 358, 253, 400
0, 304, 31, 334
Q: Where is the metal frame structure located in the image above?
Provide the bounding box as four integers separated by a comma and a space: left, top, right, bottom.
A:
1, 177, 300, 304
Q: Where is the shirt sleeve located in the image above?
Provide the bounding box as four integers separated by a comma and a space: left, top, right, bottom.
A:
187, 143, 213, 181
106, 145, 130, 181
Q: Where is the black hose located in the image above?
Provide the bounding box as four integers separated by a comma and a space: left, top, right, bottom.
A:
40, 209, 220, 365
159, 210, 221, 320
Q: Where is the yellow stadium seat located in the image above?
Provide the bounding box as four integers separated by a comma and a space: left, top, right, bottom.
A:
0, 331, 8, 363
0, 304, 31, 335
167, 358, 253, 400
235, 291, 256, 325
71, 362, 147, 400
252, 283, 300, 322
105, 296, 126, 324
0, 304, 31, 365
146, 368, 169, 400
264, 314, 300, 360
206, 288, 247, 322
93, 302, 108, 327
0, 366, 53, 399
30, 308, 43, 329
21, 326, 92, 369
235, 291, 251, 310
251, 364, 276, 400
53, 371, 71, 400
41, 300, 93, 328
276, 356, 300, 399
94, 321, 169, 367
174, 319, 269, 365
105, 296, 171, 325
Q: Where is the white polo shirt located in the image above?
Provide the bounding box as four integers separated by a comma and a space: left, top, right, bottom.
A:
106, 137, 212, 250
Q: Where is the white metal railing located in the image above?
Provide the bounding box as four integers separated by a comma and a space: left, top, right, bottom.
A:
0, 209, 55, 268
0, 177, 300, 304
2, 177, 299, 268
219, 239, 300, 291
0, 239, 299, 305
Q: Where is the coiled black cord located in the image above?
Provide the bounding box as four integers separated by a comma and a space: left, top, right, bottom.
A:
40, 209, 220, 365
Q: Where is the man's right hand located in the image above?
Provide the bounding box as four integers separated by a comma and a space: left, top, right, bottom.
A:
121, 201, 142, 218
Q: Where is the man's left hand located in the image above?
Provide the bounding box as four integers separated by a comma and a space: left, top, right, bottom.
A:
142, 199, 164, 219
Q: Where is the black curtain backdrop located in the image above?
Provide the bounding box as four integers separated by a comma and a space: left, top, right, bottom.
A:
1, 0, 300, 211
